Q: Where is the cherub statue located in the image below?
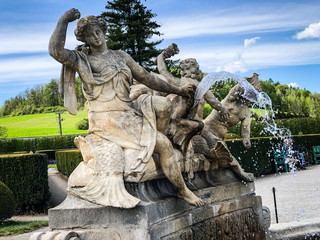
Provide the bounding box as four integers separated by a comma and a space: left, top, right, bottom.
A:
130, 44, 229, 152
49, 9, 204, 208
155, 43, 228, 122
193, 73, 262, 182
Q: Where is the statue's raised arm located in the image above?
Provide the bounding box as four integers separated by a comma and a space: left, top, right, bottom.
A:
49, 8, 80, 66
48, 9, 204, 208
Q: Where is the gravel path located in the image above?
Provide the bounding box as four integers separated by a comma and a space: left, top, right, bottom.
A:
255, 164, 320, 225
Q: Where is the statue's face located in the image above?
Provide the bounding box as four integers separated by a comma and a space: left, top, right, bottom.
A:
84, 24, 105, 47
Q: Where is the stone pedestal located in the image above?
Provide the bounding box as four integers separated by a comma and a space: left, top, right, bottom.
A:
31, 170, 268, 240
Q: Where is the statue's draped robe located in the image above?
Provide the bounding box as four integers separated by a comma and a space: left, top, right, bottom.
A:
60, 50, 157, 207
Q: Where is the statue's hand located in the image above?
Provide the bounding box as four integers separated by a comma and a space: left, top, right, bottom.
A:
168, 43, 180, 56
219, 106, 229, 121
163, 43, 180, 59
61, 8, 81, 23
180, 83, 196, 98
243, 138, 251, 149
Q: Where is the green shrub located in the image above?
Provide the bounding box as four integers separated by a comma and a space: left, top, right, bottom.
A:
55, 150, 83, 176
0, 126, 8, 139
203, 103, 213, 119
76, 118, 89, 130
0, 181, 16, 222
226, 134, 320, 177
0, 153, 50, 214
0, 135, 84, 154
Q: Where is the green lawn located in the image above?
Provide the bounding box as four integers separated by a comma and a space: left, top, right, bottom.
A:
0, 220, 48, 237
0, 111, 88, 138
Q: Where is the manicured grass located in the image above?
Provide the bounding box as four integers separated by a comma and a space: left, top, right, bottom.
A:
48, 164, 57, 170
0, 220, 48, 237
0, 111, 88, 138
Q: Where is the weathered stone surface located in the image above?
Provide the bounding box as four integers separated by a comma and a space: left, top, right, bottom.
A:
43, 8, 270, 240
49, 9, 207, 208
45, 179, 266, 239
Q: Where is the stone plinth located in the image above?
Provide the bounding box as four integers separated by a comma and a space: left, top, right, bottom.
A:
31, 170, 268, 240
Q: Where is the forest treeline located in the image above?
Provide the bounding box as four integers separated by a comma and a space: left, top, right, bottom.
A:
1, 76, 320, 119
0, 78, 86, 117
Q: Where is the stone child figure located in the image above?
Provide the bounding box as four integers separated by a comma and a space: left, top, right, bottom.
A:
205, 73, 262, 148
49, 9, 204, 208
155, 43, 229, 123
194, 73, 262, 182
139, 43, 229, 152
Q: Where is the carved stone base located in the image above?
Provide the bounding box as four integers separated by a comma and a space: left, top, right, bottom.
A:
31, 172, 268, 240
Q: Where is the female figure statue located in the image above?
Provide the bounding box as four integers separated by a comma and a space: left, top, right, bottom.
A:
49, 9, 204, 208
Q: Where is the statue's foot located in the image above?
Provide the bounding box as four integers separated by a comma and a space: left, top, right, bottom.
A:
241, 172, 255, 182
177, 188, 205, 207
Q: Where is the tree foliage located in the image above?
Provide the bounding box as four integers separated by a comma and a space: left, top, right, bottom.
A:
0, 78, 86, 117
206, 75, 320, 119
100, 0, 163, 68
210, 78, 238, 101
248, 78, 320, 118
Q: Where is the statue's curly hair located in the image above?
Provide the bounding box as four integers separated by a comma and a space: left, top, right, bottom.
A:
178, 58, 201, 79
74, 16, 107, 42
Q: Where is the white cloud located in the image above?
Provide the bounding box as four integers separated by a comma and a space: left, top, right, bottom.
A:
294, 22, 320, 40
216, 60, 248, 73
173, 40, 320, 73
0, 55, 60, 83
156, 4, 320, 39
244, 37, 260, 47
0, 23, 80, 55
288, 82, 299, 88
214, 37, 260, 73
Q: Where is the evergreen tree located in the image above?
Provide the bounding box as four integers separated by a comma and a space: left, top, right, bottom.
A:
44, 80, 61, 107
100, 0, 163, 68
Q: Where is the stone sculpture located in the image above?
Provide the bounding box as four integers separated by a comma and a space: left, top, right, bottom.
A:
144, 43, 256, 182
49, 9, 257, 208
193, 73, 262, 182
49, 8, 204, 208
37, 8, 270, 240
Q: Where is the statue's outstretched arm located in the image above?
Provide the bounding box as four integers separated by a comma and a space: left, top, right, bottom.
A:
121, 51, 195, 98
204, 91, 229, 120
49, 8, 80, 66
241, 113, 251, 149
156, 43, 181, 86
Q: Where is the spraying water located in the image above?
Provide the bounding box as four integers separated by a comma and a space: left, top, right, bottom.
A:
194, 71, 291, 139
195, 71, 301, 175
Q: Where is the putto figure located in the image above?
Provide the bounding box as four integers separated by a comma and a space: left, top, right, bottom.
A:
193, 73, 261, 182
49, 9, 204, 208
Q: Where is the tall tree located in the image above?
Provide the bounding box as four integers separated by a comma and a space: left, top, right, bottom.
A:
44, 79, 61, 107
100, 0, 163, 68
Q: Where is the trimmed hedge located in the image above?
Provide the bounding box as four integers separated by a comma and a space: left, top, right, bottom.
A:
54, 134, 320, 179
0, 134, 85, 154
55, 150, 83, 176
0, 181, 16, 221
226, 133, 320, 177
0, 153, 50, 214
228, 117, 320, 138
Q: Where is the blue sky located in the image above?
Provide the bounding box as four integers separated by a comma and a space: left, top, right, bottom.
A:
1, 0, 320, 107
